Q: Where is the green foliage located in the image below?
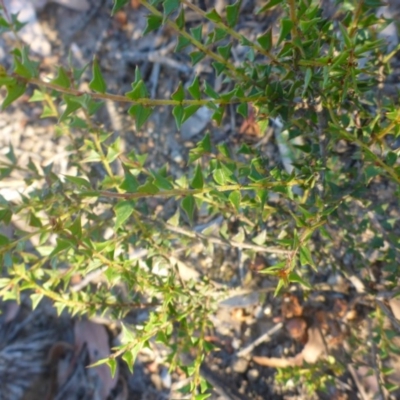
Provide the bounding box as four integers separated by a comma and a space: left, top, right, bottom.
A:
1, 0, 400, 397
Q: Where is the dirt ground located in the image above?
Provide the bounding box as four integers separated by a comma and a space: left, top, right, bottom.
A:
2, 0, 400, 399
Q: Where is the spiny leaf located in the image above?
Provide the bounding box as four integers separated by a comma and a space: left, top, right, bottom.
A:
171, 82, 185, 102
181, 195, 196, 224
226, 0, 242, 27
1, 82, 26, 110
188, 76, 201, 100
173, 105, 184, 129
144, 15, 163, 35
191, 164, 204, 189
128, 104, 153, 130
257, 29, 272, 51
114, 201, 134, 230
50, 67, 71, 88
163, 0, 180, 17
89, 58, 107, 94
111, 0, 129, 15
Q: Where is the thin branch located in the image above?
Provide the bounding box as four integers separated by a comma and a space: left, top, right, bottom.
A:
164, 223, 290, 255
237, 323, 283, 357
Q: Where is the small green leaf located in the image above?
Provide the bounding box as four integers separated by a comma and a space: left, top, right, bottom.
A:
257, 0, 284, 13
176, 36, 191, 51
205, 8, 222, 22
173, 105, 184, 129
339, 22, 352, 48
30, 293, 44, 310
226, 0, 241, 27
190, 51, 206, 66
128, 104, 153, 130
288, 272, 311, 288
120, 171, 139, 192
182, 105, 201, 123
175, 7, 185, 29
299, 245, 316, 270
114, 201, 134, 230
107, 358, 118, 378
0, 209, 12, 224
190, 25, 203, 41
257, 29, 272, 51
302, 68, 312, 97
144, 15, 163, 35
237, 103, 248, 118
126, 80, 149, 100
89, 58, 107, 94
171, 82, 185, 102
111, 0, 129, 15
163, 0, 180, 17
386, 151, 397, 167
229, 191, 241, 211
29, 89, 46, 102
50, 67, 71, 88
2, 82, 26, 110
137, 182, 159, 194
14, 57, 32, 78
0, 233, 10, 246
212, 62, 226, 76
274, 279, 286, 297
188, 76, 201, 100
64, 175, 91, 189
122, 351, 134, 374
0, 76, 16, 86
204, 82, 219, 99
50, 238, 72, 257
59, 96, 82, 122
191, 164, 204, 189
152, 172, 173, 190
194, 394, 211, 400
217, 43, 232, 60
167, 208, 180, 227
212, 106, 224, 125
181, 195, 196, 224
278, 18, 294, 44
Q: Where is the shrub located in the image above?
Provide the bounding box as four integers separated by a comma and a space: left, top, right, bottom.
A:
0, 0, 400, 397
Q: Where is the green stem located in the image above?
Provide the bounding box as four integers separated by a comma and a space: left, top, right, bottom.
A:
140, 0, 261, 89
327, 106, 400, 185
19, 76, 264, 106
180, 0, 280, 66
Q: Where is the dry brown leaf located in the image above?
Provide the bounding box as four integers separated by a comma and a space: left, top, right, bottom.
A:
301, 327, 325, 364
131, 0, 141, 9
253, 326, 326, 369
389, 298, 400, 320
3, 301, 20, 323
239, 104, 261, 136
281, 293, 303, 319
333, 297, 348, 318
285, 317, 308, 344
74, 319, 118, 400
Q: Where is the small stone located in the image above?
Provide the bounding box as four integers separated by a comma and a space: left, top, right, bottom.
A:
232, 357, 249, 374
247, 368, 259, 382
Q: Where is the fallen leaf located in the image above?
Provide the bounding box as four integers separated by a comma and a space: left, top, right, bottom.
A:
281, 293, 303, 319
253, 326, 326, 368
74, 319, 118, 400
285, 317, 308, 344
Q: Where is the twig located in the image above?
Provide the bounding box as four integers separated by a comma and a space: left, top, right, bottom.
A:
368, 317, 387, 400
236, 322, 283, 358
199, 363, 250, 400
70, 267, 107, 292
165, 222, 290, 254
348, 364, 370, 400
376, 299, 400, 334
